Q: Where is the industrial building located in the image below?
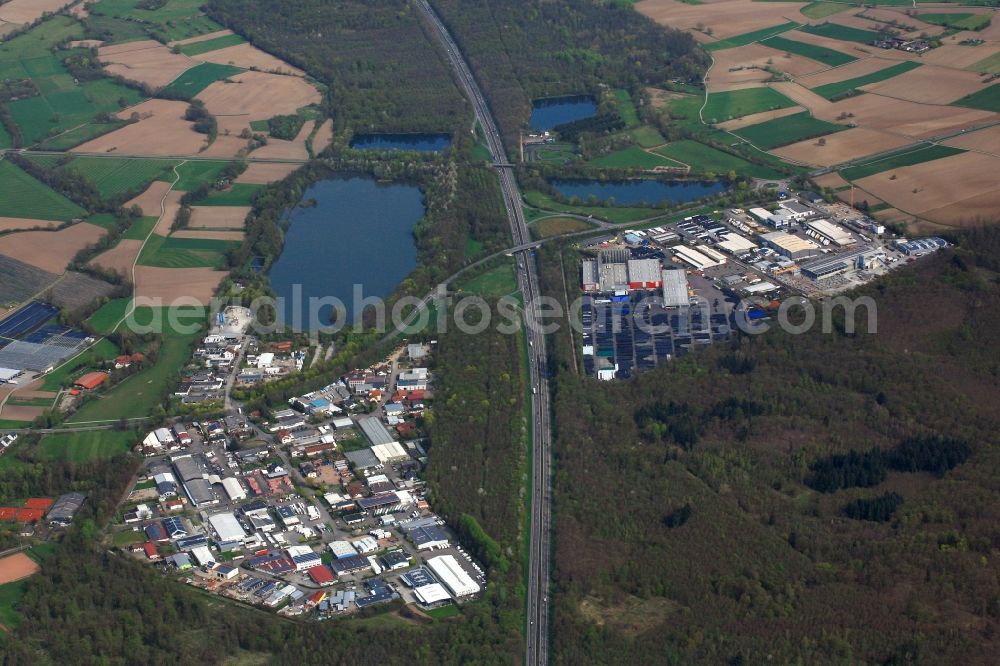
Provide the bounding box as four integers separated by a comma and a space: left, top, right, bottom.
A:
670, 245, 726, 270
760, 231, 820, 260
220, 477, 246, 502
428, 554, 480, 597
581, 259, 599, 292
627, 259, 663, 289
661, 269, 689, 307
209, 512, 247, 543
47, 492, 85, 527
717, 232, 757, 255
358, 416, 395, 446
800, 248, 885, 280
807, 219, 855, 246
896, 237, 947, 256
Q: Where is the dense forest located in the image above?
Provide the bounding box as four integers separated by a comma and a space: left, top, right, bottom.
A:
428, 0, 706, 149
205, 0, 467, 133
535, 230, 1000, 664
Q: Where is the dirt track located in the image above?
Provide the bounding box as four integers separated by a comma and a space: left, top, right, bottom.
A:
0, 553, 40, 585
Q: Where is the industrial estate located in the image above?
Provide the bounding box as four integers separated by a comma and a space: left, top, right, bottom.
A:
0, 0, 998, 663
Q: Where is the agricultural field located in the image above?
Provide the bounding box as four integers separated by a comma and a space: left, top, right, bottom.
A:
952, 84, 1000, 112
704, 21, 801, 51
177, 33, 247, 56
653, 140, 787, 179
703, 87, 796, 122
630, 125, 667, 148
967, 50, 1000, 75
800, 2, 849, 20
797, 22, 886, 44
161, 62, 244, 98
457, 261, 519, 298
137, 234, 238, 269
0, 161, 86, 220
85, 297, 132, 334
614, 89, 640, 128
60, 158, 179, 200
191, 183, 262, 206
171, 160, 235, 191
760, 34, 856, 66
809, 61, 921, 100
840, 144, 966, 181
88, 0, 226, 43
732, 110, 845, 149
122, 216, 159, 241
918, 13, 992, 31
588, 146, 678, 170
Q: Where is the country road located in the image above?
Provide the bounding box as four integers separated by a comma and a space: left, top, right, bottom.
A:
415, 2, 553, 663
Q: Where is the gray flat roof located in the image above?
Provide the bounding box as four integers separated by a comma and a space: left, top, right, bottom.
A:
345, 448, 380, 469
358, 416, 395, 446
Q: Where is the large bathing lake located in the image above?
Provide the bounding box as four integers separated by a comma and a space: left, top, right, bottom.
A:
550, 178, 728, 206
530, 96, 597, 132
269, 176, 424, 327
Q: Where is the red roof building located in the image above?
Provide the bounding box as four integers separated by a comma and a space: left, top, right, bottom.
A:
74, 372, 108, 390
308, 565, 335, 586
142, 542, 159, 560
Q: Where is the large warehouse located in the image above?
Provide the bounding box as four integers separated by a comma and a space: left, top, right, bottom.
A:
807, 219, 855, 246
627, 258, 663, 289
661, 269, 689, 307
670, 245, 726, 270
209, 512, 247, 543
760, 232, 820, 260
427, 554, 480, 597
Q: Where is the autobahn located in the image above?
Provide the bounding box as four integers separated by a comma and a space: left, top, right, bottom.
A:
414, 1, 552, 663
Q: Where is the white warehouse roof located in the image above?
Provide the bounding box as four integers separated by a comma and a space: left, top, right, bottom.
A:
414, 583, 452, 605
371, 441, 409, 463
661, 269, 689, 307
208, 512, 246, 543
807, 219, 855, 246
717, 232, 756, 254
428, 555, 480, 598
220, 477, 246, 502
671, 245, 725, 270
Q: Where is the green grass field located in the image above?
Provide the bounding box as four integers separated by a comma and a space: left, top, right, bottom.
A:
704, 21, 800, 51
588, 146, 678, 169
425, 604, 460, 619
193, 183, 261, 206
0, 121, 12, 149
653, 140, 788, 179
800, 2, 850, 19
630, 125, 667, 148
86, 213, 121, 230
761, 35, 857, 66
161, 62, 243, 98
527, 142, 578, 164
614, 89, 640, 128
170, 160, 233, 191
703, 87, 796, 122
531, 216, 596, 239
458, 261, 518, 298
66, 307, 204, 423
967, 51, 1000, 75
62, 157, 178, 200
0, 161, 86, 220
177, 33, 246, 56
137, 234, 238, 269
34, 430, 137, 462
91, 0, 226, 43
952, 84, 1000, 112
840, 144, 965, 180
732, 111, 846, 149
797, 22, 886, 43
122, 216, 159, 241
811, 61, 921, 100
523, 190, 662, 224
86, 298, 132, 334
0, 580, 29, 628
918, 13, 992, 31
34, 121, 127, 151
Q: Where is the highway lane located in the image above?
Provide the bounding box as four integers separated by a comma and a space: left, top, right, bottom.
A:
414, 2, 552, 663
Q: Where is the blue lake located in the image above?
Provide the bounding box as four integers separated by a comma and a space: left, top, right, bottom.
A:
530, 96, 597, 132
269, 176, 424, 328
551, 179, 729, 206
350, 133, 451, 151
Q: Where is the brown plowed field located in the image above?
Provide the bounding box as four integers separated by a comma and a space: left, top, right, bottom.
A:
0, 222, 105, 273
73, 99, 205, 156
235, 162, 300, 184
99, 40, 194, 89
311, 119, 334, 155
152, 191, 185, 236
188, 206, 250, 229
799, 56, 904, 88
855, 151, 1000, 224
134, 266, 226, 305
195, 43, 304, 76
817, 95, 997, 139
196, 72, 321, 131
772, 127, 911, 166
943, 125, 1000, 154
0, 217, 59, 232
0, 0, 71, 25
861, 64, 988, 105
89, 239, 143, 276
249, 121, 313, 160
171, 229, 245, 241
636, 0, 807, 41
124, 181, 173, 216
169, 29, 234, 47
